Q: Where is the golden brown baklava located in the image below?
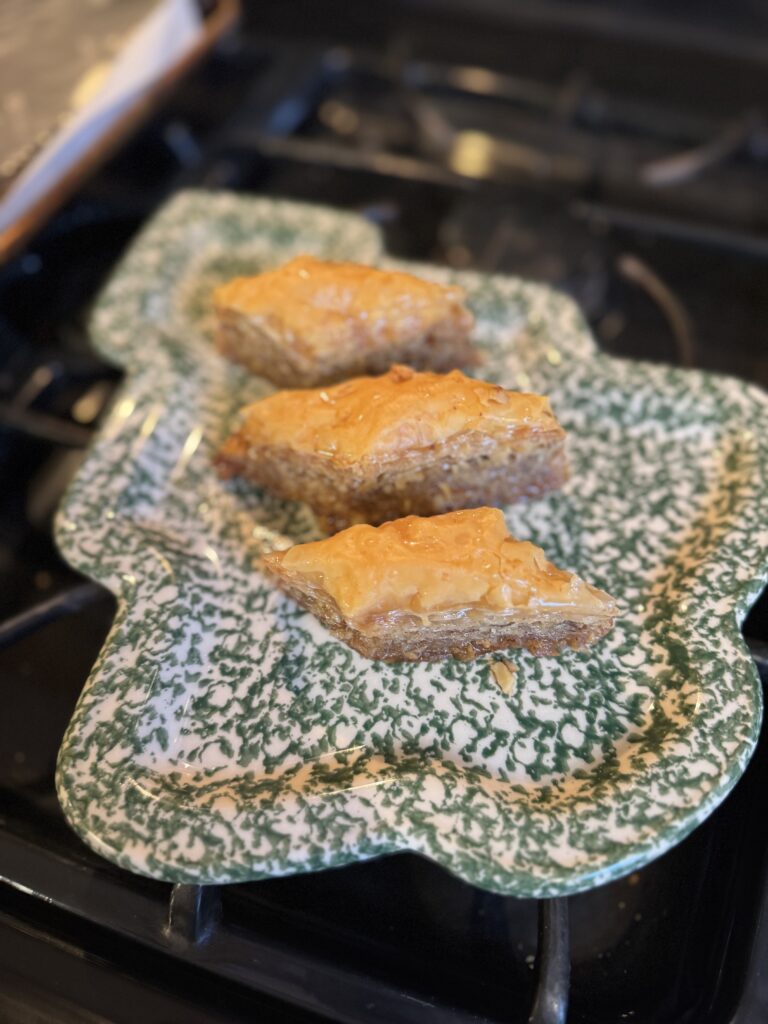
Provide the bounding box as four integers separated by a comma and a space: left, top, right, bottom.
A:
213, 255, 476, 387
216, 364, 569, 532
263, 508, 618, 662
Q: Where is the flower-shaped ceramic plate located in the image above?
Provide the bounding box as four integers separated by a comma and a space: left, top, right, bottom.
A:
55, 191, 768, 897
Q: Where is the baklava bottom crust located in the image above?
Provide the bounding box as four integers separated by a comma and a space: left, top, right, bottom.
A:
215, 308, 478, 388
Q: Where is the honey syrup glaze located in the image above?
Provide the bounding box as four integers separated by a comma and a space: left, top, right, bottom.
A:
275, 508, 617, 626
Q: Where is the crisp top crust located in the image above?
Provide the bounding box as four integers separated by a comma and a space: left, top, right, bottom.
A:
213, 255, 473, 356
267, 508, 617, 625
235, 365, 563, 463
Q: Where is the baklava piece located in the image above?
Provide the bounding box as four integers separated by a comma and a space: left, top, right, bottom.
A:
213, 255, 476, 387
263, 508, 618, 662
216, 365, 569, 532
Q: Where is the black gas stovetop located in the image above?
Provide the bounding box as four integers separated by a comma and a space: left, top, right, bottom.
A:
1, 4, 768, 1022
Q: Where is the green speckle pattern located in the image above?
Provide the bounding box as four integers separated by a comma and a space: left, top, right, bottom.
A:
54, 191, 768, 896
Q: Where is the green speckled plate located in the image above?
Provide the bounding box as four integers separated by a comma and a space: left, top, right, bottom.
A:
55, 191, 768, 896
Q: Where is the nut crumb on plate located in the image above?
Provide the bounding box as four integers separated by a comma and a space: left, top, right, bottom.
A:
490, 658, 517, 694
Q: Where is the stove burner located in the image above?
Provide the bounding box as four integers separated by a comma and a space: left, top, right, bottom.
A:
615, 253, 696, 366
